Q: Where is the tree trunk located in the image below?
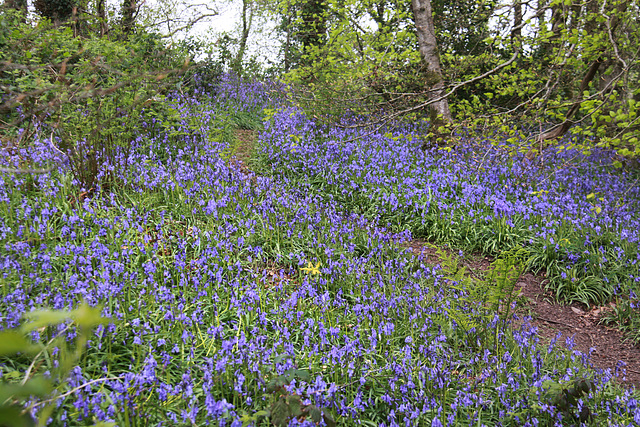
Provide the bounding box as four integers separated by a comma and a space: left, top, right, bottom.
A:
511, 0, 522, 43
411, 0, 452, 123
121, 0, 137, 37
97, 0, 108, 37
233, 0, 253, 74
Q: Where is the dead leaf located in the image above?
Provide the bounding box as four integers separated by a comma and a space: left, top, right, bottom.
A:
571, 307, 585, 315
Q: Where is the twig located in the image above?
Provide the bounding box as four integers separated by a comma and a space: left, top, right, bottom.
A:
536, 316, 575, 329
19, 323, 73, 387
25, 376, 125, 411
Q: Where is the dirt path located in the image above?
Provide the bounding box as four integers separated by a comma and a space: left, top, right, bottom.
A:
231, 130, 640, 389
405, 240, 640, 389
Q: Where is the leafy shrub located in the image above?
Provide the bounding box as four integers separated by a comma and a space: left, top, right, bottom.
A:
0, 14, 189, 191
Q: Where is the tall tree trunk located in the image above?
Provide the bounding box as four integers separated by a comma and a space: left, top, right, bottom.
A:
411, 0, 452, 123
121, 0, 137, 37
97, 0, 108, 37
233, 0, 253, 74
511, 0, 522, 43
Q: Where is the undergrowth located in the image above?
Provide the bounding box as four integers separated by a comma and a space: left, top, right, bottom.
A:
1, 79, 639, 426
256, 107, 640, 343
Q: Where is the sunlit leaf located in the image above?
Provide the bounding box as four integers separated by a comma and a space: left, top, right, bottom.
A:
0, 331, 39, 356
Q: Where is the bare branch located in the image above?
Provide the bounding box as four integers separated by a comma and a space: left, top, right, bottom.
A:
25, 376, 125, 411
160, 12, 219, 39
601, 0, 628, 70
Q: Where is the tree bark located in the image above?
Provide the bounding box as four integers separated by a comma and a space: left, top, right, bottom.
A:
121, 0, 137, 37
511, 0, 522, 43
97, 0, 108, 37
233, 0, 253, 73
411, 0, 452, 123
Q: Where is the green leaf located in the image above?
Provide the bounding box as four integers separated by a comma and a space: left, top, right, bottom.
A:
0, 405, 36, 427
307, 405, 323, 423
270, 398, 290, 427
21, 310, 72, 332
71, 303, 110, 329
266, 376, 287, 393
0, 331, 39, 356
21, 303, 109, 333
254, 410, 270, 421
239, 413, 256, 427
324, 411, 337, 427
286, 395, 302, 417
0, 376, 52, 404
290, 369, 310, 382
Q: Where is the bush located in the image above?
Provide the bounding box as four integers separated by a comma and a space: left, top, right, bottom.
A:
0, 15, 190, 190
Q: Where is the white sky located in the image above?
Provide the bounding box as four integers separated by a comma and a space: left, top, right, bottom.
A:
150, 0, 280, 64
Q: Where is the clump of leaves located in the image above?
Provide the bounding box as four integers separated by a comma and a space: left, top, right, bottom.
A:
600, 283, 640, 344
242, 368, 336, 427
0, 302, 111, 427
430, 245, 527, 352
537, 377, 595, 423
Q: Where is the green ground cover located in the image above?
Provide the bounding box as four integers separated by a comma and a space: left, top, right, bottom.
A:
1, 76, 639, 426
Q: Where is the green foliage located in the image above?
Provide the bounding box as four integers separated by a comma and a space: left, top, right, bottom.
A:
0, 14, 189, 190
601, 283, 640, 343
276, 0, 330, 71
33, 0, 76, 23
276, 0, 498, 119
431, 245, 527, 353
177, 37, 227, 91
532, 377, 595, 424
241, 368, 336, 426
277, 0, 426, 118
269, 0, 640, 159
0, 303, 111, 427
432, 0, 495, 56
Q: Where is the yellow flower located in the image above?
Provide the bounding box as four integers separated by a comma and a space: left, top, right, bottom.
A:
301, 261, 321, 275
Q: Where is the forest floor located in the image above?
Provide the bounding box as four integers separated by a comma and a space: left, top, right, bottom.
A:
232, 129, 640, 389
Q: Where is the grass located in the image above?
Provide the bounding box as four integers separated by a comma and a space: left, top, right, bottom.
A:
1, 75, 639, 426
